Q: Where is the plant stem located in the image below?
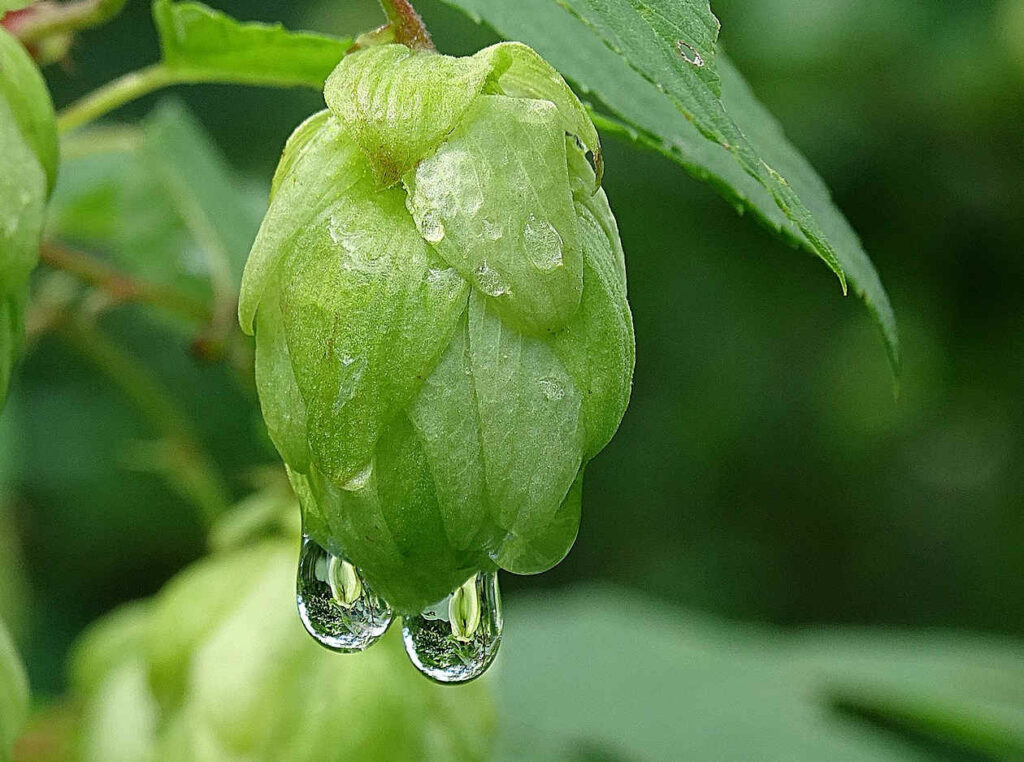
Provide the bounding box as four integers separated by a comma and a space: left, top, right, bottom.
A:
5, 0, 127, 45
58, 317, 231, 527
378, 0, 434, 51
56, 63, 330, 133
56, 64, 177, 133
39, 241, 212, 323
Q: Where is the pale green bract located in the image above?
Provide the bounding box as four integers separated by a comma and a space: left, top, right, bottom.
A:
240, 42, 634, 613
0, 27, 57, 409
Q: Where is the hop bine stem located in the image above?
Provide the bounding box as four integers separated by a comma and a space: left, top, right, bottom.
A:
378, 0, 434, 51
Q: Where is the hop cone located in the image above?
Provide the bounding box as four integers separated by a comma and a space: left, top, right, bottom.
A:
239, 42, 634, 613
0, 26, 57, 407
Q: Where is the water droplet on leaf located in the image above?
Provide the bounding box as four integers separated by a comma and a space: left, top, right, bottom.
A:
475, 261, 509, 297
297, 536, 393, 652
481, 218, 504, 240
522, 214, 564, 271
538, 376, 566, 401
341, 461, 373, 491
402, 571, 502, 684
419, 210, 446, 243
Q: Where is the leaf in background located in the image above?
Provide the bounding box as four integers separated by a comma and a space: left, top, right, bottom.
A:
139, 99, 264, 287
48, 101, 265, 328
0, 617, 29, 759
0, 2, 34, 13
498, 587, 1024, 760
439, 0, 899, 371
153, 0, 352, 89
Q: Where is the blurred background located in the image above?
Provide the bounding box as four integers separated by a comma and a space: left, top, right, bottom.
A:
3, 0, 1024, 759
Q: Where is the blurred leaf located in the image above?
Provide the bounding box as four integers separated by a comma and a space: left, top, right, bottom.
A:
439, 0, 899, 371
0, 2, 34, 12
0, 617, 29, 759
153, 0, 352, 89
138, 99, 263, 287
497, 587, 1024, 760
0, 287, 28, 411
48, 101, 265, 325
70, 532, 495, 761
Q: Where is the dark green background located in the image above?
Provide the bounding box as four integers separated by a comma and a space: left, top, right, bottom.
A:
4, 0, 1024, 697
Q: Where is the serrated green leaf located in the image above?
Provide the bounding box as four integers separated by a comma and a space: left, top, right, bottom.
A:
0, 617, 28, 758
152, 0, 352, 88
404, 95, 584, 335
440, 0, 899, 372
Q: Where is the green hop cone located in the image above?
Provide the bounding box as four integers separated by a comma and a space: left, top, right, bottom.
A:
0, 26, 57, 408
239, 42, 634, 619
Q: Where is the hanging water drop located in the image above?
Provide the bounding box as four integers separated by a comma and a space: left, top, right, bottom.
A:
402, 570, 502, 684
296, 536, 393, 652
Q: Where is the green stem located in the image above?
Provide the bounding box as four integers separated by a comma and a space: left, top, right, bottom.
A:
9, 0, 127, 45
56, 63, 329, 134
58, 317, 231, 527
56, 64, 177, 134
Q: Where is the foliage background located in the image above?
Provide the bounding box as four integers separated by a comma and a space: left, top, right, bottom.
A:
2, 0, 1024, 757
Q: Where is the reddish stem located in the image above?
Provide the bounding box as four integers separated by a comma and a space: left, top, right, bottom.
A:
379, 0, 434, 51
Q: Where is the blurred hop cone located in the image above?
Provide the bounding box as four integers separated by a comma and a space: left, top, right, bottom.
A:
70, 538, 495, 760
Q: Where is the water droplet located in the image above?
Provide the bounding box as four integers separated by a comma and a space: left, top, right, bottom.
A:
419, 210, 446, 243
538, 376, 566, 401
474, 261, 509, 297
402, 571, 502, 684
341, 461, 373, 491
481, 218, 504, 240
522, 215, 564, 271
297, 536, 393, 652
424, 266, 455, 284
329, 214, 384, 272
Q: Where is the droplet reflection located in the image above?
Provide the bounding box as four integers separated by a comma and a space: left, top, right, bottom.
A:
402, 571, 502, 684
296, 536, 393, 652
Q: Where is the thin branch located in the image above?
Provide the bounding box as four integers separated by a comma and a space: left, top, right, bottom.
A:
378, 0, 434, 51
56, 64, 178, 134
39, 241, 213, 323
